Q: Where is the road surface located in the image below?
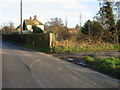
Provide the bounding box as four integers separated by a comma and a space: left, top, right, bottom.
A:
2, 41, 119, 88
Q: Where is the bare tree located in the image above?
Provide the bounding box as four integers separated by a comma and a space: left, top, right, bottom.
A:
9, 22, 14, 31
45, 18, 64, 27
2, 22, 16, 34
45, 17, 71, 40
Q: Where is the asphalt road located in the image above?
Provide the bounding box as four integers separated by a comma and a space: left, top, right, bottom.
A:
2, 41, 119, 88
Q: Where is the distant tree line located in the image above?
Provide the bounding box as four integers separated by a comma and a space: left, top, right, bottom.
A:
2, 1, 119, 44
80, 1, 120, 44
44, 1, 119, 44
2, 23, 17, 34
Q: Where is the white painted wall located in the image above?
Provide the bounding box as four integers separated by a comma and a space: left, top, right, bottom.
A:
26, 25, 44, 32
37, 25, 44, 31
27, 25, 32, 30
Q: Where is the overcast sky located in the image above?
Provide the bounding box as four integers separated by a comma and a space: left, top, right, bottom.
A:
0, 0, 119, 28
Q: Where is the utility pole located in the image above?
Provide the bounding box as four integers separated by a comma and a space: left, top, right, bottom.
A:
65, 17, 68, 27
79, 11, 82, 32
79, 12, 82, 28
20, 0, 22, 35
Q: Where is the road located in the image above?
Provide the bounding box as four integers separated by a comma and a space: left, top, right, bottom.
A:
2, 41, 119, 88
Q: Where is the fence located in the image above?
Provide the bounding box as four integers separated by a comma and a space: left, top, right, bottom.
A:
2, 33, 54, 48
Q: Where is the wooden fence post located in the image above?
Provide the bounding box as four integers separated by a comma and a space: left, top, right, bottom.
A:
49, 33, 53, 48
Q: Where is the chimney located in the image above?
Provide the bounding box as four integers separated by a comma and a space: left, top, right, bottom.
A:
29, 16, 32, 20
34, 15, 37, 20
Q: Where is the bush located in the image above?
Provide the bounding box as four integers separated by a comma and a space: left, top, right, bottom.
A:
82, 20, 103, 36
32, 25, 44, 33
23, 21, 28, 30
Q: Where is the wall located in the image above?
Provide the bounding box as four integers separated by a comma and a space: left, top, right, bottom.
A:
3, 33, 54, 48
27, 25, 33, 31
37, 25, 44, 31
27, 25, 44, 31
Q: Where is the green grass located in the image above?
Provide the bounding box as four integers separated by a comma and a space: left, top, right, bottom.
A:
84, 56, 95, 63
4, 40, 119, 53
21, 44, 51, 53
84, 56, 120, 79
95, 57, 120, 72
51, 44, 120, 53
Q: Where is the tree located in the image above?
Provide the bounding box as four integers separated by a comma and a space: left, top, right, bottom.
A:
75, 24, 81, 30
9, 22, 16, 32
2, 22, 16, 34
9, 23, 14, 29
2, 26, 10, 34
82, 20, 103, 36
57, 27, 71, 40
32, 25, 43, 33
94, 1, 116, 32
92, 21, 103, 36
45, 18, 71, 40
45, 18, 64, 33
82, 20, 93, 35
116, 20, 120, 32
116, 20, 120, 43
45, 18, 64, 27
113, 2, 120, 22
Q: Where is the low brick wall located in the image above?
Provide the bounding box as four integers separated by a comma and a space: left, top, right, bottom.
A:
2, 33, 54, 48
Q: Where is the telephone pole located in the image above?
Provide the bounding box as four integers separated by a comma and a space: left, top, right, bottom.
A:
20, 0, 23, 34
65, 17, 68, 27
79, 12, 82, 28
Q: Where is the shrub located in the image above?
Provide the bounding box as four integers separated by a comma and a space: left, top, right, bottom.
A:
32, 25, 44, 33
23, 21, 28, 30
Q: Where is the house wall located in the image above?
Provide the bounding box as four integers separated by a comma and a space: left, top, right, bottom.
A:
27, 25, 33, 31
37, 25, 44, 31
26, 25, 44, 31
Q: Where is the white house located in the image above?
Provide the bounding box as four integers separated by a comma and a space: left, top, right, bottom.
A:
23, 15, 44, 31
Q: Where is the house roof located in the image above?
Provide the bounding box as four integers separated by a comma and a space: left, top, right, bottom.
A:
24, 19, 44, 25
33, 20, 44, 25
24, 19, 35, 25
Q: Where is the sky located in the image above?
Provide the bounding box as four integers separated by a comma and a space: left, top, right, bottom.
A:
0, 0, 119, 28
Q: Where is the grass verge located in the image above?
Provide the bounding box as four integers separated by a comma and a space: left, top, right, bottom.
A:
51, 44, 119, 53
84, 56, 120, 79
4, 40, 119, 53
19, 44, 51, 53
4, 41, 51, 53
